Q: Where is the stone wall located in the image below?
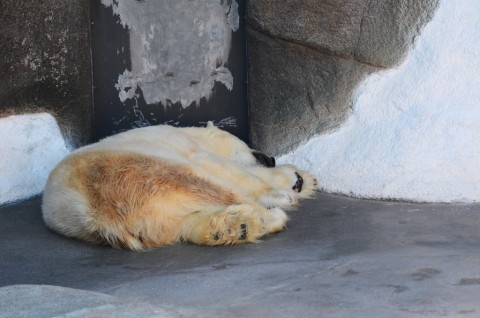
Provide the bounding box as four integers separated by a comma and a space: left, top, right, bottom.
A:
0, 0, 93, 148
248, 0, 440, 155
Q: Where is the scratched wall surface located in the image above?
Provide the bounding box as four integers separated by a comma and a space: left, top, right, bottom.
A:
91, 0, 248, 143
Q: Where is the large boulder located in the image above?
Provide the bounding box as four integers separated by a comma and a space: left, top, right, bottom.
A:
248, 0, 439, 155
248, 30, 372, 155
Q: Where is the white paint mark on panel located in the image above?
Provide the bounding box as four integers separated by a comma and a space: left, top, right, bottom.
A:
200, 116, 237, 128
103, 0, 239, 108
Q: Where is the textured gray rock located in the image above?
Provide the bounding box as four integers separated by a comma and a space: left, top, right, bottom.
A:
248, 0, 365, 58
0, 285, 176, 318
355, 0, 441, 67
248, 30, 373, 155
248, 0, 440, 155
0, 0, 93, 148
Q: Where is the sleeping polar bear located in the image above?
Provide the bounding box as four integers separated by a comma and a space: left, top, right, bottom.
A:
42, 122, 317, 250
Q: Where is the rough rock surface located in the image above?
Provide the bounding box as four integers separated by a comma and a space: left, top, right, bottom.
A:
0, 0, 93, 148
248, 31, 373, 155
248, 0, 439, 155
355, 0, 440, 67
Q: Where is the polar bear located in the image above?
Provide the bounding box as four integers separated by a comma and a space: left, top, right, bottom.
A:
42, 122, 317, 250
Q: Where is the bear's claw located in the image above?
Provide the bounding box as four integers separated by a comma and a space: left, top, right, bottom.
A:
239, 223, 247, 240
213, 223, 247, 241
292, 172, 303, 193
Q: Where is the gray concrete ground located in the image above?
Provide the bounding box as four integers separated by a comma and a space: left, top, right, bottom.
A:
1, 193, 480, 317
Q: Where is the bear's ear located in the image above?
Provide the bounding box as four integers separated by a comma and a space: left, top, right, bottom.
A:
207, 121, 215, 128
252, 150, 276, 167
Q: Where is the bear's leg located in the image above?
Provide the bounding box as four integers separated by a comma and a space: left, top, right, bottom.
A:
246, 164, 319, 204
189, 154, 274, 199
181, 204, 288, 245
190, 154, 317, 209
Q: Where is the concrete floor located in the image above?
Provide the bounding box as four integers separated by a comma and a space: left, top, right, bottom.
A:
1, 193, 480, 317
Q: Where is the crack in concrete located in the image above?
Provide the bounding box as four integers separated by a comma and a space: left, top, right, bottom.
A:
249, 24, 387, 70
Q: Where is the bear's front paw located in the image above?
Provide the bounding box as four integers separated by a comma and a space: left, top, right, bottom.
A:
213, 222, 248, 242
205, 205, 267, 245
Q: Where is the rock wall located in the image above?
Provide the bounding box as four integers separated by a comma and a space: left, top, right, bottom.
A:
0, 0, 93, 148
279, 0, 480, 202
248, 0, 439, 155
0, 0, 92, 204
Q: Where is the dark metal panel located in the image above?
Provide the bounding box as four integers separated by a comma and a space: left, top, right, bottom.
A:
90, 0, 248, 143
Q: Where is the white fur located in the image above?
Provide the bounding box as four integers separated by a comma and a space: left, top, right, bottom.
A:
42, 123, 317, 249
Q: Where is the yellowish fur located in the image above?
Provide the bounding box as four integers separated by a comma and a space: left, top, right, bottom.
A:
42, 123, 317, 250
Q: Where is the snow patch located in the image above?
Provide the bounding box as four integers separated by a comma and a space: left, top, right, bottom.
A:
0, 113, 70, 204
